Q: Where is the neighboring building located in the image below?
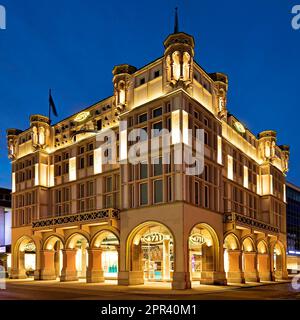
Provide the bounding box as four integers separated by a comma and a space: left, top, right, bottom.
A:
6, 21, 290, 289
0, 188, 12, 276
286, 182, 300, 273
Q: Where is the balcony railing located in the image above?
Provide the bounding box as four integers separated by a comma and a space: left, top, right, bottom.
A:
32, 208, 120, 230
224, 212, 279, 234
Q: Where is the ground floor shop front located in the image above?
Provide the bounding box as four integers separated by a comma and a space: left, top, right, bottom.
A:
10, 204, 288, 289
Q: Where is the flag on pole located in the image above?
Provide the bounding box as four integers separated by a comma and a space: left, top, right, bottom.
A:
49, 89, 58, 118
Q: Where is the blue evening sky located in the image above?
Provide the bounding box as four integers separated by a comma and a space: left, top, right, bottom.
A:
0, 0, 299, 189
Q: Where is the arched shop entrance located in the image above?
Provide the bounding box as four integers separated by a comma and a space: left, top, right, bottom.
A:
273, 242, 283, 279
41, 235, 64, 280
189, 223, 219, 284
129, 222, 174, 282
14, 237, 36, 278
257, 240, 271, 281
61, 233, 89, 282
241, 237, 259, 282
223, 234, 244, 283
91, 231, 120, 280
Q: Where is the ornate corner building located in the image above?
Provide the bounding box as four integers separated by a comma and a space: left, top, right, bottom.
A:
6, 27, 290, 289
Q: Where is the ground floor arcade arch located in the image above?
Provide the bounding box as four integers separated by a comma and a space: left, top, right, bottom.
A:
189, 223, 220, 284
271, 241, 287, 280
241, 237, 260, 282
40, 235, 64, 280
257, 240, 271, 281
90, 230, 120, 281
223, 233, 244, 283
13, 236, 37, 279
126, 221, 174, 283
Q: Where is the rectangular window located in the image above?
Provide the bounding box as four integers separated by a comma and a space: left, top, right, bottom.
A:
64, 188, 70, 202
166, 102, 171, 113
138, 113, 148, 123
64, 203, 70, 215
79, 157, 85, 169
88, 154, 94, 167
64, 162, 69, 175
79, 184, 85, 198
140, 162, 148, 179
106, 195, 112, 208
55, 165, 62, 177
128, 164, 135, 181
106, 176, 112, 192
153, 107, 162, 118
56, 190, 62, 203
88, 198, 95, 210
205, 185, 209, 208
167, 176, 172, 201
204, 131, 209, 145
79, 146, 85, 154
57, 205, 62, 216
195, 181, 200, 205
130, 185, 135, 208
87, 181, 94, 196
139, 183, 148, 205
55, 155, 62, 163
80, 200, 85, 212
153, 157, 163, 176
139, 78, 146, 86
154, 70, 160, 78
204, 165, 209, 182
152, 121, 163, 137
167, 117, 171, 131
154, 179, 163, 203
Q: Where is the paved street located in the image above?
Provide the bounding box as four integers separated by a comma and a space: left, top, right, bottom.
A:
0, 279, 299, 300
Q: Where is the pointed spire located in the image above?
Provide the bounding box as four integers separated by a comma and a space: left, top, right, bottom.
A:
174, 7, 179, 34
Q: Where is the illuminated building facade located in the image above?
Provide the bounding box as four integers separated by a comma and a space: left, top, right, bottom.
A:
286, 182, 300, 273
0, 188, 12, 276
6, 26, 290, 289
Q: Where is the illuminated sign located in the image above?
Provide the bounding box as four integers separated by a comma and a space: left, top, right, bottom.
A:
189, 234, 206, 245
24, 243, 36, 252
234, 121, 246, 134
74, 111, 90, 123
142, 232, 164, 244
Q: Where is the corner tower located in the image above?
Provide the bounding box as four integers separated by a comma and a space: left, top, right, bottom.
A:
163, 9, 195, 93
